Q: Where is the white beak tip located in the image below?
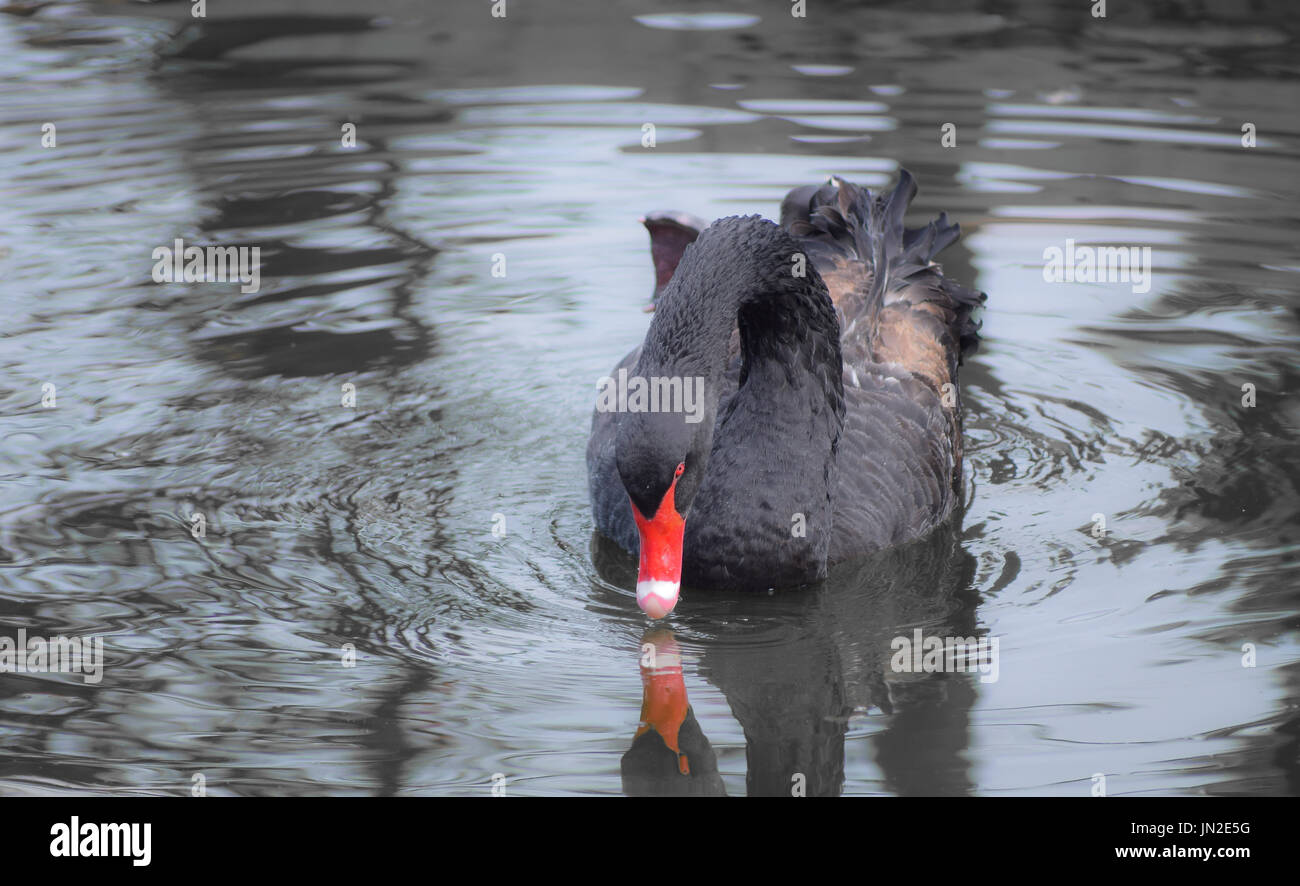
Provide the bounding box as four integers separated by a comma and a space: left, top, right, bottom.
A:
636, 580, 680, 618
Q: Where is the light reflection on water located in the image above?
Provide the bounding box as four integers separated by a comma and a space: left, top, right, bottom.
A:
0, 0, 1296, 796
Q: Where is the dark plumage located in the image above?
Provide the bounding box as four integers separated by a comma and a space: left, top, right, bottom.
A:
642, 210, 707, 306
587, 170, 986, 596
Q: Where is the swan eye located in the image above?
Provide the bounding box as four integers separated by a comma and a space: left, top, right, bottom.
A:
674, 462, 685, 479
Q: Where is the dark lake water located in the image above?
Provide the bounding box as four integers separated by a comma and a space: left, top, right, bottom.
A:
0, 0, 1297, 796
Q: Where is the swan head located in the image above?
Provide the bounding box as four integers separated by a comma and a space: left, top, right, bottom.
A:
628, 461, 686, 618
616, 404, 712, 618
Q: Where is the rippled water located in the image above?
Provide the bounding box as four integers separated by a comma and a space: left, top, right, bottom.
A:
1, 0, 1297, 796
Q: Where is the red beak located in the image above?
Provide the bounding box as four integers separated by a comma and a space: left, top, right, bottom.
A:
630, 466, 685, 618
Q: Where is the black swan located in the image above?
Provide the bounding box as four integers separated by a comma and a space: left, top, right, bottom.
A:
587, 171, 985, 617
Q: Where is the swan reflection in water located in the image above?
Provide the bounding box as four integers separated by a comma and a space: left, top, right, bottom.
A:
604, 517, 985, 796
621, 629, 726, 796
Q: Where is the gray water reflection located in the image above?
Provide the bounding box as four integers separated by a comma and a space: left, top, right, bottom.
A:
0, 0, 1296, 795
